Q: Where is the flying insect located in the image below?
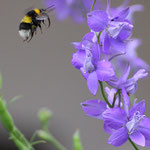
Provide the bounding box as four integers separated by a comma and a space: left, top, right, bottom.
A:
19, 5, 54, 42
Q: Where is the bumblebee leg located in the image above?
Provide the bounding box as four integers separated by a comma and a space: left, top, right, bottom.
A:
42, 20, 46, 26
47, 16, 51, 28
38, 24, 42, 34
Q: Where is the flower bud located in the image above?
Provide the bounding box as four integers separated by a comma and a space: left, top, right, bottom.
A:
38, 108, 52, 124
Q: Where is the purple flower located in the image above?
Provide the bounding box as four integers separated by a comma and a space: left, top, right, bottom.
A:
87, 3, 133, 54
81, 87, 119, 119
43, 0, 105, 23
103, 100, 150, 147
72, 33, 115, 95
107, 64, 148, 95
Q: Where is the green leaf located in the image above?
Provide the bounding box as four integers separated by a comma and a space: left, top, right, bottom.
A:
73, 130, 83, 150
6, 95, 23, 108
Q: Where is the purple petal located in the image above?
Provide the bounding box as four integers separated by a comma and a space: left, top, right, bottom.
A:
130, 130, 145, 147
96, 60, 115, 81
87, 10, 109, 32
110, 37, 126, 53
80, 67, 89, 80
91, 43, 100, 63
72, 50, 85, 69
107, 127, 128, 147
119, 64, 130, 83
122, 88, 130, 106
105, 87, 117, 105
100, 31, 111, 54
139, 118, 150, 147
113, 7, 129, 21
132, 69, 148, 82
104, 123, 115, 134
82, 32, 95, 42
118, 22, 133, 40
129, 100, 145, 119
103, 108, 127, 130
81, 99, 107, 119
87, 71, 98, 95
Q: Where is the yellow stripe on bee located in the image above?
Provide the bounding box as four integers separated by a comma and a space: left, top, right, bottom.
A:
21, 16, 32, 23
34, 9, 40, 15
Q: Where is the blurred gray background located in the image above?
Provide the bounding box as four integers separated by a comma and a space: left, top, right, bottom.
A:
0, 0, 149, 150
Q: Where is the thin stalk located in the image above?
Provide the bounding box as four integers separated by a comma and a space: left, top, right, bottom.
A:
128, 137, 139, 150
38, 130, 68, 150
90, 0, 96, 12
99, 81, 112, 108
118, 90, 121, 107
47, 133, 67, 150
112, 90, 119, 108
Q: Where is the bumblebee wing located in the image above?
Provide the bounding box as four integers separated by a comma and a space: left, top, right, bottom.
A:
36, 12, 49, 20
24, 6, 34, 15
36, 13, 51, 28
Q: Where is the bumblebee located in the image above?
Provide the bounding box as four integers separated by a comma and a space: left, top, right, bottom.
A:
19, 5, 54, 42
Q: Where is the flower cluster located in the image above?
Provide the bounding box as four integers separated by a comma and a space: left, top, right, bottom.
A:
71, 0, 150, 149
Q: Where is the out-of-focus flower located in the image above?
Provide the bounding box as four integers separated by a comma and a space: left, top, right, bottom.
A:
43, 0, 105, 23
72, 32, 115, 95
87, 2, 133, 55
112, 39, 150, 73
103, 100, 150, 147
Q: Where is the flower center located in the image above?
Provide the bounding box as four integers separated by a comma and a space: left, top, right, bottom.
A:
126, 111, 145, 134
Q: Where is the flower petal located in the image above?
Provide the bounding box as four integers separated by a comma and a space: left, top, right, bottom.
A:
103, 107, 127, 130
81, 99, 107, 119
107, 127, 128, 147
87, 10, 109, 32
129, 100, 145, 119
72, 50, 85, 69
130, 130, 145, 147
118, 22, 133, 40
104, 123, 115, 135
122, 88, 130, 106
139, 118, 150, 147
113, 7, 129, 21
87, 71, 98, 95
119, 64, 130, 83
96, 60, 115, 81
110, 37, 126, 53
100, 31, 111, 54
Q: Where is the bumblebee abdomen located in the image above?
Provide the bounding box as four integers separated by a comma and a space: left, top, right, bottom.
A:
19, 22, 32, 30
21, 15, 32, 23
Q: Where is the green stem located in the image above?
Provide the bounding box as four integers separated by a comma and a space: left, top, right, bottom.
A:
90, 0, 96, 12
99, 81, 112, 108
0, 98, 34, 150
128, 137, 139, 150
112, 90, 119, 108
38, 130, 68, 150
